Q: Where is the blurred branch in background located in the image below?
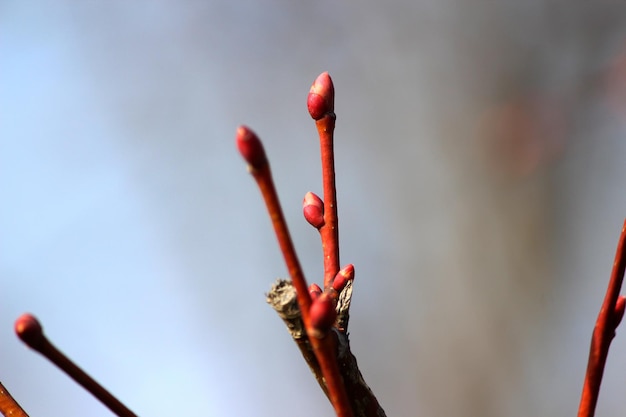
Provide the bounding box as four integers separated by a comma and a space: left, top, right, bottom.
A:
578, 221, 626, 417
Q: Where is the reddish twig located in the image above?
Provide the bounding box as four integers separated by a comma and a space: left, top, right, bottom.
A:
0, 381, 29, 417
236, 126, 354, 417
238, 72, 385, 417
236, 126, 313, 318
308, 72, 340, 289
15, 313, 138, 417
578, 219, 626, 417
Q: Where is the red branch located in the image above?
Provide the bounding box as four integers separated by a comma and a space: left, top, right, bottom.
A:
236, 125, 353, 417
308, 72, 340, 289
15, 313, 138, 417
236, 126, 312, 317
578, 219, 626, 417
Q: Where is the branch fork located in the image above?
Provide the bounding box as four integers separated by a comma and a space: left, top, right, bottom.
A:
237, 72, 385, 417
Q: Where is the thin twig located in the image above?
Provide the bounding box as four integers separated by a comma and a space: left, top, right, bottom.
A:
237, 125, 354, 417
578, 219, 626, 417
236, 126, 312, 318
15, 314, 138, 417
0, 381, 29, 417
308, 72, 340, 289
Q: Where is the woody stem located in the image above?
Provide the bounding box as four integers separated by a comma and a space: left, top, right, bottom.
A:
578, 219, 626, 417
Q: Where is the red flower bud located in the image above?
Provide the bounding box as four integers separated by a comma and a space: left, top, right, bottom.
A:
331, 264, 355, 293
309, 283, 323, 300
309, 292, 337, 337
614, 296, 626, 328
236, 125, 267, 172
15, 313, 45, 350
307, 72, 335, 120
303, 192, 324, 229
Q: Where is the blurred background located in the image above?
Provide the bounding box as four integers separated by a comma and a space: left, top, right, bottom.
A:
2, 1, 626, 416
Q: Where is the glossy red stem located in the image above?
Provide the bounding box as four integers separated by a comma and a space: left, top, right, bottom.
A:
316, 113, 340, 289
237, 126, 313, 317
237, 123, 353, 417
311, 333, 353, 417
578, 219, 626, 417
308, 73, 340, 289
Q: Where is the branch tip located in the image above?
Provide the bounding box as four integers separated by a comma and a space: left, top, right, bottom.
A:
332, 264, 355, 293
15, 313, 45, 351
236, 125, 268, 172
308, 72, 335, 120
15, 313, 139, 417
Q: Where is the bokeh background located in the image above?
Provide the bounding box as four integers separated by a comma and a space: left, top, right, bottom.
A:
3, 1, 626, 416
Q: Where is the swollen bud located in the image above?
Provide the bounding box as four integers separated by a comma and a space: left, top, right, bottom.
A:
303, 192, 324, 229
15, 313, 45, 350
331, 264, 355, 293
236, 125, 268, 172
309, 292, 337, 338
614, 296, 626, 329
307, 72, 335, 120
309, 283, 323, 300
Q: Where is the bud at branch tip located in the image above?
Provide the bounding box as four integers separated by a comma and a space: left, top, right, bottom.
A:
236, 125, 268, 172
15, 313, 45, 351
331, 264, 355, 293
307, 72, 335, 120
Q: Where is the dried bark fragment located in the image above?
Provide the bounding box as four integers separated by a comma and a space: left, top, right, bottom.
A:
267, 280, 386, 417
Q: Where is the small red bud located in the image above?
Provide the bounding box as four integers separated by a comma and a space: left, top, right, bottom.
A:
307, 72, 335, 120
236, 125, 267, 172
303, 192, 324, 229
331, 264, 355, 293
614, 296, 626, 328
309, 293, 337, 337
309, 283, 322, 300
15, 313, 45, 350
